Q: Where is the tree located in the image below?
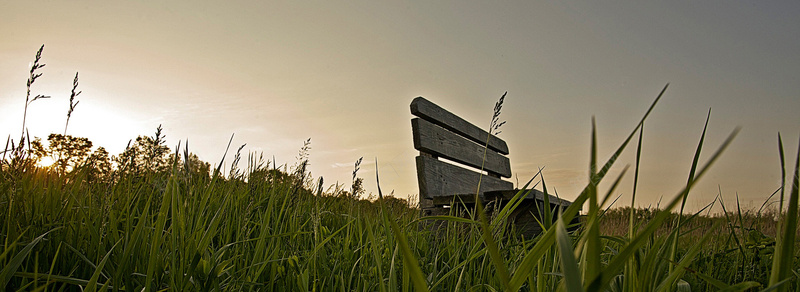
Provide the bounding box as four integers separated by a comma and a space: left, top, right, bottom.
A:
86, 147, 112, 182
28, 134, 112, 180
115, 125, 170, 175
38, 134, 93, 173
168, 151, 211, 181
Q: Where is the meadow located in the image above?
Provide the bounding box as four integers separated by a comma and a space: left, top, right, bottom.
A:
1, 47, 798, 291
1, 102, 798, 292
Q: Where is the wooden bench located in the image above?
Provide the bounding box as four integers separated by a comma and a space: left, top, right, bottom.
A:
411, 97, 575, 236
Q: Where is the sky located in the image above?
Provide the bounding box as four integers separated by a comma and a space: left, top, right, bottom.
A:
1, 1, 798, 213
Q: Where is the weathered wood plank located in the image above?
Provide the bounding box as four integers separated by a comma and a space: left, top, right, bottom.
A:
429, 190, 575, 209
411, 97, 509, 155
416, 155, 513, 201
432, 194, 481, 206
484, 190, 574, 207
412, 118, 512, 178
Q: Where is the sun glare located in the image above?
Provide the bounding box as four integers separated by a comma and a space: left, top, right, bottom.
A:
37, 156, 55, 168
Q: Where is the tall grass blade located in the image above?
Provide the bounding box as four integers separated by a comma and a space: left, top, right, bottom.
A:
430, 249, 488, 289
557, 214, 585, 292
541, 171, 553, 230
375, 160, 429, 292
779, 133, 786, 214
596, 128, 739, 290
625, 122, 645, 292
0, 228, 59, 290
84, 239, 121, 292
510, 84, 671, 289
415, 215, 476, 225
600, 166, 630, 210
491, 172, 539, 229
670, 108, 711, 276
717, 191, 747, 260
768, 135, 800, 291
583, 117, 602, 290
213, 133, 235, 177
476, 194, 512, 290
762, 279, 794, 292
144, 174, 175, 291
656, 222, 718, 292
365, 219, 388, 292
774, 133, 786, 262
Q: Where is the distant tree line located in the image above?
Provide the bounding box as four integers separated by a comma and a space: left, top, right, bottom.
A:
1, 44, 210, 181
1, 44, 389, 203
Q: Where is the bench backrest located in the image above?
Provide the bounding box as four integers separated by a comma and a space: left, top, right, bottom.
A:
411, 97, 514, 201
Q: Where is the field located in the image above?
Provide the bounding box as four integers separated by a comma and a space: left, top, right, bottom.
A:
2, 49, 799, 291
1, 110, 798, 292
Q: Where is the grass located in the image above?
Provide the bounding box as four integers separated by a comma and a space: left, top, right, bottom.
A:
1, 56, 798, 292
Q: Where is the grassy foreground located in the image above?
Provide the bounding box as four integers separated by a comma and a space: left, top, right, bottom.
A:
2, 88, 799, 291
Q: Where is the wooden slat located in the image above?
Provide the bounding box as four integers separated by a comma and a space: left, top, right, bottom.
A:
431, 190, 576, 208
432, 194, 481, 206
412, 118, 512, 178
416, 155, 512, 200
484, 190, 575, 207
411, 97, 509, 155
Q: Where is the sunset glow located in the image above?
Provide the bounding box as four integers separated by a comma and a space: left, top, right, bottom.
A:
2, 1, 799, 213
37, 156, 55, 168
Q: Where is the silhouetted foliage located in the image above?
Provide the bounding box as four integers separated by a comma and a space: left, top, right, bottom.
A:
19, 44, 50, 150
168, 151, 211, 181
115, 125, 170, 175
30, 134, 93, 173
85, 146, 112, 182
350, 157, 365, 198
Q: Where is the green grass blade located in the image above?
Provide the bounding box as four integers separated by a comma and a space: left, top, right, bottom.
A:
509, 187, 586, 289
84, 239, 121, 292
430, 249, 488, 289
685, 267, 732, 290
312, 219, 353, 255
541, 171, 553, 230
629, 122, 644, 238
365, 219, 387, 292
670, 108, 711, 276
768, 135, 799, 291
585, 117, 602, 290
600, 166, 630, 210
0, 228, 60, 290
145, 174, 175, 291
414, 215, 477, 225
715, 282, 762, 292
113, 191, 153, 285
0, 229, 28, 270
778, 133, 786, 215
557, 215, 585, 292
213, 133, 234, 177
475, 189, 512, 290
197, 194, 228, 253
680, 108, 711, 214
12, 272, 92, 288
596, 84, 669, 187
762, 278, 793, 292
655, 222, 719, 292
770, 133, 786, 285
515, 84, 668, 290
596, 128, 739, 290
492, 172, 539, 229
625, 123, 645, 292
376, 161, 429, 292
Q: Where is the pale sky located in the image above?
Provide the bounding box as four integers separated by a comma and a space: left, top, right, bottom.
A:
2, 1, 798, 212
